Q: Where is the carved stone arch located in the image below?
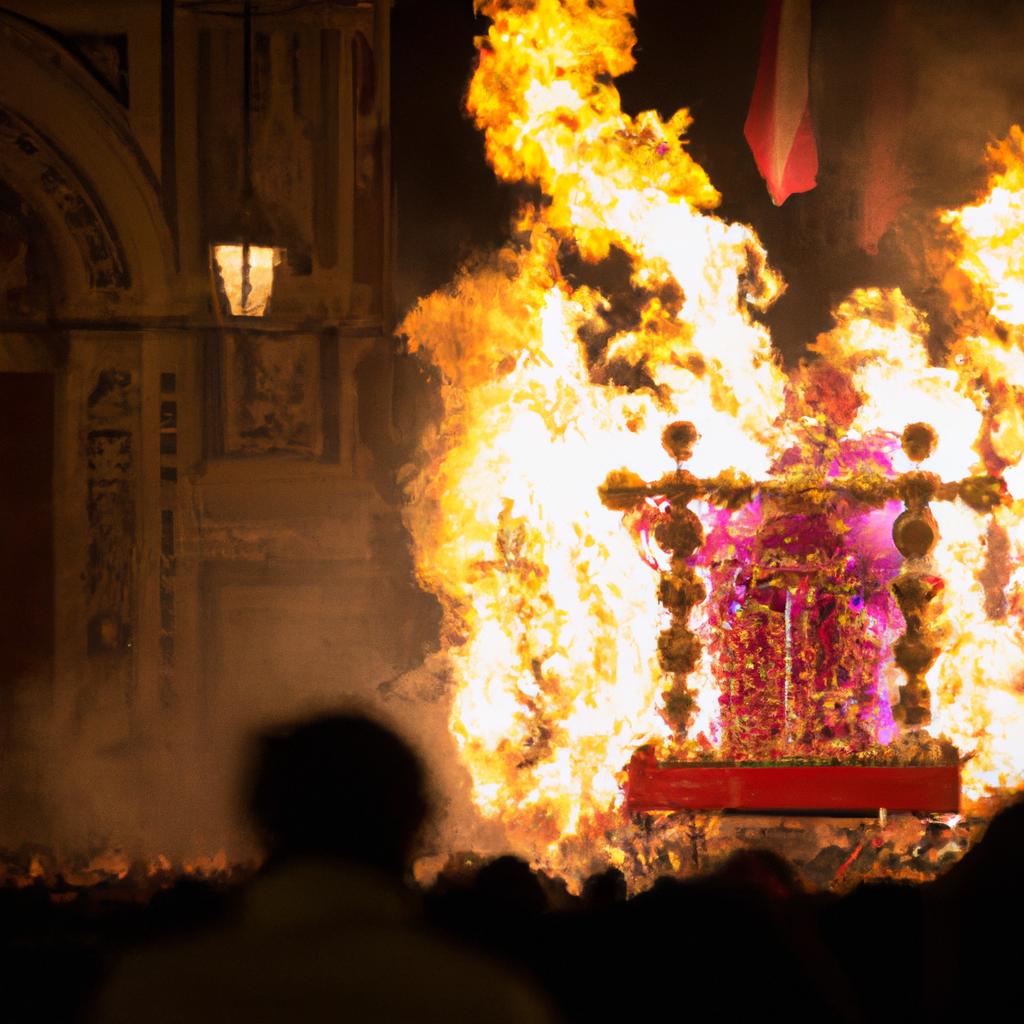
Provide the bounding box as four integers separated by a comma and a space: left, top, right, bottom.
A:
0, 13, 176, 319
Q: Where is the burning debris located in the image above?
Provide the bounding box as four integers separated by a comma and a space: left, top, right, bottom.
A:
400, 0, 1024, 884
0, 844, 248, 906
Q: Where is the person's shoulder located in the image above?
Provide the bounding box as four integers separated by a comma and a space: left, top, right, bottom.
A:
391, 926, 561, 1023
97, 935, 559, 1024
92, 927, 245, 1023
96, 919, 561, 1024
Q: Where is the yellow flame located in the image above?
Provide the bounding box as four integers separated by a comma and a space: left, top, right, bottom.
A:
404, 1, 1024, 876
934, 129, 1024, 802
943, 126, 1024, 326
813, 288, 985, 478
404, 1, 788, 870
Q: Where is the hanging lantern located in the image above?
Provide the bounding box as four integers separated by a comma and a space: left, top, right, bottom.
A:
208, 2, 284, 319
211, 242, 283, 317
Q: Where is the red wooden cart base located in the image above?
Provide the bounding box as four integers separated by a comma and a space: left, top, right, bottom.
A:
624, 746, 960, 814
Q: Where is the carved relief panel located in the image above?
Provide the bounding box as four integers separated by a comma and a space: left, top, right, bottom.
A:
207, 332, 339, 460
85, 368, 137, 658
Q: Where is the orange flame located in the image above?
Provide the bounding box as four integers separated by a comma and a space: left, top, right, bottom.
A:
937, 127, 1024, 799
402, 1, 1024, 877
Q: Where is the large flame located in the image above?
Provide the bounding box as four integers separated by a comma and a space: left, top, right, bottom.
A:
401, 0, 1024, 875
944, 126, 1024, 327
938, 126, 1024, 799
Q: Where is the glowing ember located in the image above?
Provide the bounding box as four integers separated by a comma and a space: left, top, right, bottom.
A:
400, 0, 1024, 880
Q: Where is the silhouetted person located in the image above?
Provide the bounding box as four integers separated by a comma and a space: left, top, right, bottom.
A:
95, 712, 558, 1023
580, 867, 627, 909
474, 855, 548, 916
923, 797, 1024, 1022
711, 848, 803, 900
248, 713, 428, 875
427, 854, 550, 972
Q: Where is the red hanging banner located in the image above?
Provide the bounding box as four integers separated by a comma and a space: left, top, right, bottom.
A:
744, 0, 819, 206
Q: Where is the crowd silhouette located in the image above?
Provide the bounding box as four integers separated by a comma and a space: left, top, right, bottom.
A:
1, 712, 1021, 1022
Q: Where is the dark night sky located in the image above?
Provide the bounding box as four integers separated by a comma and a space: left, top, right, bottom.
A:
391, 0, 1024, 362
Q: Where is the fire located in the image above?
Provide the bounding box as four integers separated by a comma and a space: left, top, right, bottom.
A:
938, 125, 1024, 800
943, 126, 1024, 327
401, 0, 1024, 877
0, 848, 237, 893
811, 288, 984, 480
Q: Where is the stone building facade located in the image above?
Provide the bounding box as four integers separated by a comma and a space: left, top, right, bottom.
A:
0, 0, 431, 857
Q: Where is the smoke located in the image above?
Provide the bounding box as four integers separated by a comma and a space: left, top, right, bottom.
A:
898, 1, 1024, 209
806, 1, 1024, 351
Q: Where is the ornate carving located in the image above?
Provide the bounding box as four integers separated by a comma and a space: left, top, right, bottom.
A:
222, 335, 322, 457
892, 425, 942, 728
0, 105, 129, 291
0, 183, 48, 317
85, 370, 136, 665
159, 372, 177, 709
601, 419, 1008, 750
67, 34, 129, 108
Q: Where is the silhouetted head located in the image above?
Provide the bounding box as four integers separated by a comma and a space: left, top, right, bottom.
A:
940, 796, 1024, 897
473, 855, 548, 916
581, 866, 627, 908
246, 713, 428, 876
713, 848, 802, 899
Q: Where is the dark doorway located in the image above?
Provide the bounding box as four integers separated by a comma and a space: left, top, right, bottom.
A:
0, 372, 54, 696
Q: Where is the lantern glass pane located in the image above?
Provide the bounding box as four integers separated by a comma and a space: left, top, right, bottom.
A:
212, 244, 282, 317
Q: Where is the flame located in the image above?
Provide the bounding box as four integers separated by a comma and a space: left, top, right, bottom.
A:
927, 501, 1024, 798
0, 848, 238, 892
943, 126, 1024, 327
402, 1, 1024, 878
812, 288, 985, 479
403, 1, 785, 871
937, 128, 1024, 799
